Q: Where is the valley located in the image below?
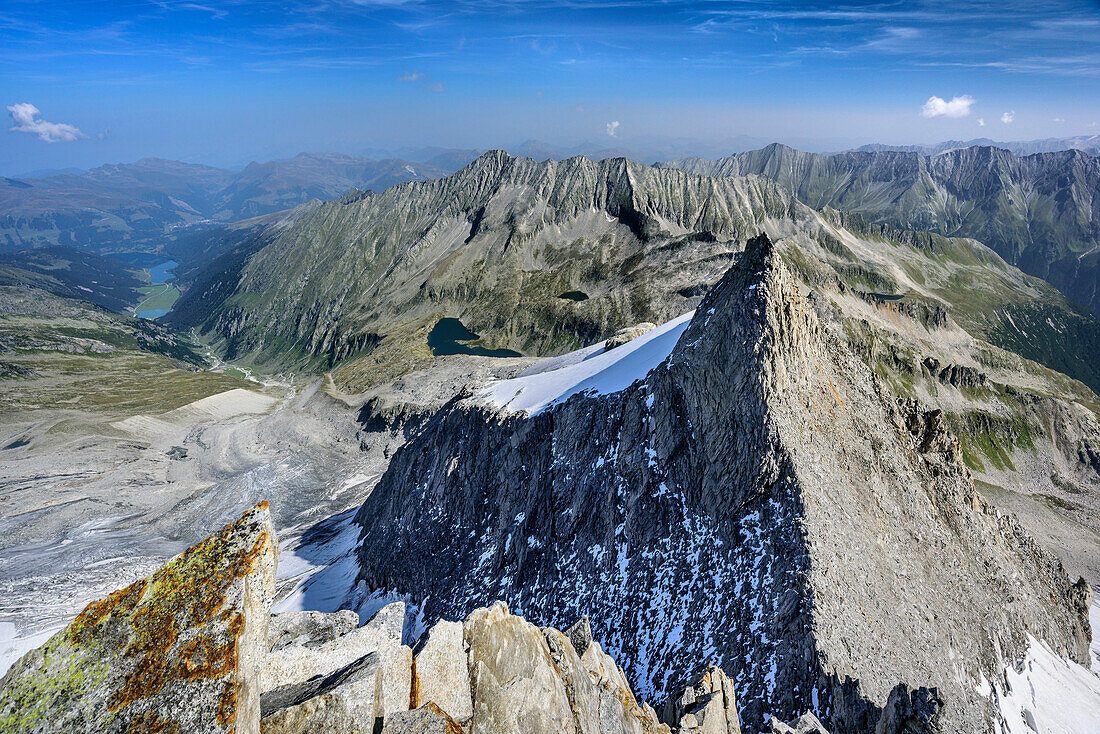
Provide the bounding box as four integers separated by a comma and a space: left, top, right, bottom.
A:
2, 147, 1099, 734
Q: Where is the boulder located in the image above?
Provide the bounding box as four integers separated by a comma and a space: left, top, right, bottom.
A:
769, 711, 830, 734
0, 502, 277, 734
365, 600, 407, 644
665, 667, 741, 734
261, 602, 405, 692
604, 323, 657, 351
375, 644, 414, 719
464, 601, 577, 734
260, 692, 362, 734
381, 701, 465, 734
413, 619, 473, 723
565, 616, 593, 656
267, 610, 360, 651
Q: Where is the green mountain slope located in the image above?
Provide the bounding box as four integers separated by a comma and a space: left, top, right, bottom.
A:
0, 286, 253, 419
167, 152, 1100, 402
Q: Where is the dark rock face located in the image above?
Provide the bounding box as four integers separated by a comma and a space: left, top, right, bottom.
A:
353, 234, 1091, 733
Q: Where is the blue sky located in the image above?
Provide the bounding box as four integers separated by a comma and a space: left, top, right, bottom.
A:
2, 0, 1099, 174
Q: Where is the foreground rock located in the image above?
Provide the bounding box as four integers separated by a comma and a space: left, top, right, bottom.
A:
769, 712, 829, 734
0, 507, 734, 734
353, 234, 1094, 732
0, 502, 277, 734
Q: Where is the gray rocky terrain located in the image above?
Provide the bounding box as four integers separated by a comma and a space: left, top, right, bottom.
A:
353, 235, 1093, 733
0, 503, 757, 734
3, 151, 1100, 734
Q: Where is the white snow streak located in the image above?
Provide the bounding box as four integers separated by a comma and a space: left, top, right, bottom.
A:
477, 311, 694, 415
994, 635, 1100, 734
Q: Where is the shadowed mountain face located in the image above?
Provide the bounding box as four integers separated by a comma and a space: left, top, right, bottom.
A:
0, 246, 145, 312
353, 234, 1091, 733
0, 154, 449, 254
660, 144, 1100, 316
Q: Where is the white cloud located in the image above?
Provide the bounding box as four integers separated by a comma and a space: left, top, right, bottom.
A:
7, 103, 85, 143
920, 95, 975, 118
427, 82, 445, 93
397, 70, 423, 82
606, 120, 620, 137
1053, 117, 1066, 122
977, 118, 985, 126
1001, 110, 1015, 124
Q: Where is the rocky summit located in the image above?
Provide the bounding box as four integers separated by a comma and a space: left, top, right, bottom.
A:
0, 504, 758, 734
352, 233, 1092, 733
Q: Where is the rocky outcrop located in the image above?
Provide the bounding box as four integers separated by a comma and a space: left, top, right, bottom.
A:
352, 233, 1092, 733
663, 667, 742, 734
770, 712, 829, 734
606, 323, 657, 351
1, 504, 738, 734
0, 502, 278, 734
267, 610, 360, 652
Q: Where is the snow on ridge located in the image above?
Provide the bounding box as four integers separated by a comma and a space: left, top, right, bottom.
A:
995, 633, 1100, 734
477, 311, 695, 415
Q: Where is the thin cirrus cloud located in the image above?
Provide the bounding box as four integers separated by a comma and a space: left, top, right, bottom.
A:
920, 95, 975, 118
1001, 110, 1015, 123
7, 103, 86, 143
397, 70, 443, 92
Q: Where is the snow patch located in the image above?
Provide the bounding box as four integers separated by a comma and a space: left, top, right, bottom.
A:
273, 509, 361, 616
994, 635, 1100, 734
477, 311, 694, 415
0, 622, 54, 677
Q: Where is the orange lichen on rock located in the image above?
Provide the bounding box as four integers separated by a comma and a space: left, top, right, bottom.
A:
109, 519, 271, 712
68, 578, 150, 647
0, 502, 276, 734
217, 680, 238, 728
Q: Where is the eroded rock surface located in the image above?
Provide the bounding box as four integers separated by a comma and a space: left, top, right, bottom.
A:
0, 502, 277, 734
2, 508, 696, 734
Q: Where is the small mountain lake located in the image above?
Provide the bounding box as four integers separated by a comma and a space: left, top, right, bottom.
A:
427, 318, 522, 357
137, 260, 181, 318
148, 260, 178, 284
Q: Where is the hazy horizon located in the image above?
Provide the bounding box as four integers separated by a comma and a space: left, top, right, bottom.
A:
3, 0, 1099, 176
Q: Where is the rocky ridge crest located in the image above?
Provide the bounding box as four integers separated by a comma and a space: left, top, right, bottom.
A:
352, 234, 1092, 733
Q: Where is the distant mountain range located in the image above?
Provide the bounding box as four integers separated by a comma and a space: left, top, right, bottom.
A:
0, 153, 450, 254
660, 143, 1100, 315
850, 135, 1100, 157
165, 151, 1100, 397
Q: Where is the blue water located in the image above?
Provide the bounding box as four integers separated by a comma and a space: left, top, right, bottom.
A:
148, 260, 178, 284
137, 308, 171, 319
427, 318, 522, 357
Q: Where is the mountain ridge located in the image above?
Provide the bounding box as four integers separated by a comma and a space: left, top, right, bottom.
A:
659, 143, 1100, 316
353, 233, 1092, 733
